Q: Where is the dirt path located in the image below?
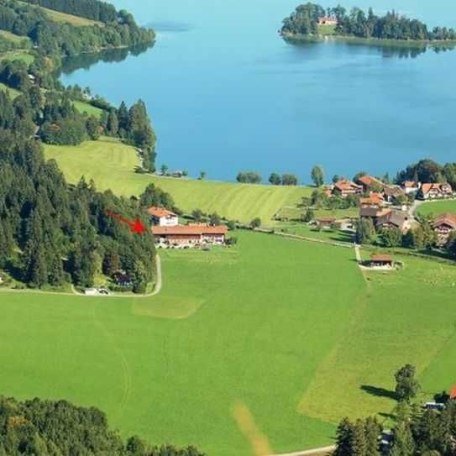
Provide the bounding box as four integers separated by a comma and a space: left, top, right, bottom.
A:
272, 445, 335, 456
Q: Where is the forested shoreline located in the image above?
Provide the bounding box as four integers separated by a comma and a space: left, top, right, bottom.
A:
281, 4, 456, 42
0, 0, 167, 291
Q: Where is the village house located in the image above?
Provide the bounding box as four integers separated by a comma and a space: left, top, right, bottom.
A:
332, 179, 363, 198
433, 213, 456, 246
376, 209, 412, 233
359, 192, 385, 208
383, 185, 406, 204
147, 206, 179, 227
315, 217, 336, 230
357, 175, 385, 193
419, 183, 453, 200
152, 225, 228, 248
360, 207, 411, 233
402, 180, 421, 195
318, 16, 338, 25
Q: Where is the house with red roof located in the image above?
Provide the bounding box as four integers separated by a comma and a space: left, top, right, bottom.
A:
147, 206, 179, 227
433, 213, 456, 246
152, 224, 228, 248
419, 183, 453, 200
332, 179, 363, 198
357, 175, 385, 192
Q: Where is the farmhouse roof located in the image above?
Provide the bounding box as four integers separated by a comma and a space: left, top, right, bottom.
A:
360, 207, 388, 218
377, 209, 408, 228
433, 213, 456, 229
360, 192, 384, 206
358, 175, 384, 188
421, 183, 453, 195
334, 179, 362, 192
147, 206, 177, 218
383, 185, 405, 198
316, 217, 336, 224
450, 385, 456, 400
403, 180, 419, 188
152, 225, 228, 236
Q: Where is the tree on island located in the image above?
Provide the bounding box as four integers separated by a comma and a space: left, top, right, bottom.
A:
311, 165, 325, 187
395, 364, 420, 402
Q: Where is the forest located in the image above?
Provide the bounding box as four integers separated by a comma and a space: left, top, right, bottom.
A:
0, 395, 204, 455
0, 0, 154, 58
281, 4, 456, 41
0, 86, 173, 291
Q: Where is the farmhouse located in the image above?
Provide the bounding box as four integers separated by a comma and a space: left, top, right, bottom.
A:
433, 213, 456, 246
360, 207, 411, 233
315, 217, 336, 230
318, 16, 338, 25
376, 209, 411, 233
332, 179, 363, 198
383, 185, 406, 204
402, 180, 421, 195
147, 206, 179, 227
152, 224, 228, 248
357, 175, 385, 192
419, 183, 453, 200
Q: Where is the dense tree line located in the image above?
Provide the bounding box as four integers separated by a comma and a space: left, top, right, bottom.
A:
281, 4, 456, 41
0, 395, 204, 455
0, 89, 171, 291
395, 158, 456, 189
0, 0, 154, 60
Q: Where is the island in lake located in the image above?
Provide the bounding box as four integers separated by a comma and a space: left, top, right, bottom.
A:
281, 3, 456, 44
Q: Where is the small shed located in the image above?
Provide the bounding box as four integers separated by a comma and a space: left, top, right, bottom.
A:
316, 217, 336, 230
369, 254, 394, 268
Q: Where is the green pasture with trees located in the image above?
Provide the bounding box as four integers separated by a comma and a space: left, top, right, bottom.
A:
1, 232, 456, 454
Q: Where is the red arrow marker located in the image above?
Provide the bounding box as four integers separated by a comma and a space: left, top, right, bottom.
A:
106, 210, 147, 235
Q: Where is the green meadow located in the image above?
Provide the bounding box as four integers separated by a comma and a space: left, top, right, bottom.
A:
1, 231, 456, 454
44, 139, 312, 223
418, 199, 456, 217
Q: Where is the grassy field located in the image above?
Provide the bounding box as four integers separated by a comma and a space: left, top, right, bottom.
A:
418, 199, 456, 217
0, 82, 20, 99
44, 139, 312, 223
0, 50, 34, 64
72, 100, 104, 118
1, 231, 455, 454
33, 5, 103, 27
0, 30, 30, 45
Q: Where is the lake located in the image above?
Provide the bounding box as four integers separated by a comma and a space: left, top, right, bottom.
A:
61, 0, 456, 183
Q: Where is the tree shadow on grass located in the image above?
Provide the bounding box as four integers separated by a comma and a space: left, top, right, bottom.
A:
361, 385, 398, 401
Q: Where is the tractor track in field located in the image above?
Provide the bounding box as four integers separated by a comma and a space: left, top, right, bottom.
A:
90, 302, 133, 420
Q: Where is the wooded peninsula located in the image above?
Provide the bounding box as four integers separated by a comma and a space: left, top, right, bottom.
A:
281, 3, 456, 43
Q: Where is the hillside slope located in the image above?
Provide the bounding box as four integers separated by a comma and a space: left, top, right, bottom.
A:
44, 139, 312, 223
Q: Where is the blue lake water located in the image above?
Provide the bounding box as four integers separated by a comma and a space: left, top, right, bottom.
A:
61, 0, 456, 183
